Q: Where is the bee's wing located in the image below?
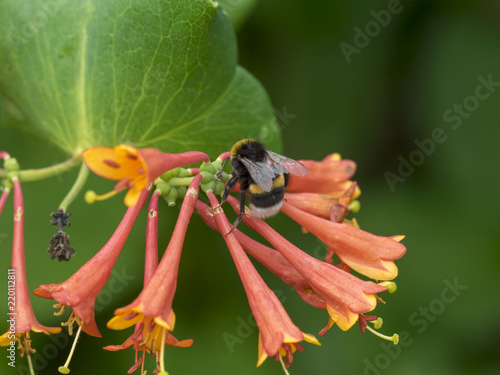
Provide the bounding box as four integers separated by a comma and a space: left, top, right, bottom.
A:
266, 151, 309, 176
239, 157, 275, 192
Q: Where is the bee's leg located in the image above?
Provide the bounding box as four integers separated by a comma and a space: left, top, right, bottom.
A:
216, 157, 229, 180
226, 188, 246, 236
221, 174, 238, 204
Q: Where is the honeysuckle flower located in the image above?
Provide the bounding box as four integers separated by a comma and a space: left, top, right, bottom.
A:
0, 177, 61, 373
280, 201, 406, 280
286, 153, 360, 198
284, 154, 362, 226
284, 181, 358, 222
104, 327, 193, 375
103, 190, 193, 374
226, 195, 387, 332
207, 192, 320, 369
0, 152, 11, 216
3, 141, 406, 374
0, 186, 10, 216
82, 144, 209, 206
196, 200, 326, 309
34, 187, 151, 338
107, 175, 202, 375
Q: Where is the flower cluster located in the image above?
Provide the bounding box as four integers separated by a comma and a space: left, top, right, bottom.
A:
33, 146, 209, 374
197, 153, 405, 345
0, 144, 406, 375
0, 153, 62, 375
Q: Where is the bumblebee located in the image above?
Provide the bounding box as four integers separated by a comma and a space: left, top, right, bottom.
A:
219, 139, 308, 233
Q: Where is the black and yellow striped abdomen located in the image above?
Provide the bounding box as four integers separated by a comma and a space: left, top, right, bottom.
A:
249, 174, 286, 219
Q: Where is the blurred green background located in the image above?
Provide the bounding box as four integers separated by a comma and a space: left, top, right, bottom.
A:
1, 1, 500, 374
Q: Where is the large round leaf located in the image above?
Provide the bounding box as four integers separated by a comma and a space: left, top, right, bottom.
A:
0, 0, 281, 156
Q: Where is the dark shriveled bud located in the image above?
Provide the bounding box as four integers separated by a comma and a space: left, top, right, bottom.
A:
48, 209, 75, 261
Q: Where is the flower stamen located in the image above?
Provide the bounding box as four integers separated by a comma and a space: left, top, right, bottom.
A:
17, 333, 36, 375
149, 337, 156, 354
358, 314, 377, 334
114, 177, 133, 190
158, 327, 169, 375
370, 317, 384, 329
84, 189, 123, 204
58, 323, 83, 374
348, 199, 360, 213
140, 331, 151, 347
364, 325, 399, 344
378, 281, 397, 293
60, 313, 79, 336
278, 354, 291, 375
53, 303, 65, 316
26, 350, 35, 375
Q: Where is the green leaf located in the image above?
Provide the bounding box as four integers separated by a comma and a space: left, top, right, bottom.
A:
0, 0, 281, 156
144, 66, 282, 154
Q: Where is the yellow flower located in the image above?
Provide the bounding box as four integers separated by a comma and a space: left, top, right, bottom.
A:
107, 175, 202, 374
34, 188, 151, 338
280, 201, 406, 280
207, 192, 320, 369
82, 144, 208, 206
0, 178, 61, 374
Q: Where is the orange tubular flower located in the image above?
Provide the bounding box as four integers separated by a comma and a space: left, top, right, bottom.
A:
207, 192, 320, 369
0, 178, 61, 363
286, 153, 359, 198
195, 200, 326, 310
34, 187, 151, 337
0, 151, 10, 217
104, 191, 192, 374
107, 175, 202, 375
284, 181, 358, 221
226, 195, 386, 332
0, 188, 9, 216
280, 201, 406, 281
82, 144, 209, 207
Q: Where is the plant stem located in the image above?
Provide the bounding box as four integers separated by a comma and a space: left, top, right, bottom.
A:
59, 163, 89, 212
58, 324, 83, 374
0, 188, 10, 217
16, 156, 80, 182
